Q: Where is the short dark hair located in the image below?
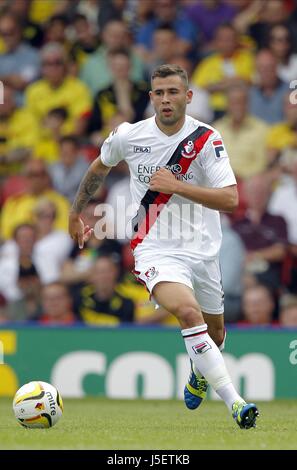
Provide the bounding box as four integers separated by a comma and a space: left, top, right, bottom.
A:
47, 14, 68, 27
59, 134, 79, 147
107, 47, 130, 60
154, 22, 175, 34
73, 13, 88, 23
42, 281, 70, 296
216, 22, 237, 35
47, 107, 68, 120
151, 64, 188, 88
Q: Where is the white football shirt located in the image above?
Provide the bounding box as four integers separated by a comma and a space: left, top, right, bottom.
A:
100, 115, 236, 261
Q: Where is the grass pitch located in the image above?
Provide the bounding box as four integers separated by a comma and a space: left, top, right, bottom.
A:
0, 398, 296, 450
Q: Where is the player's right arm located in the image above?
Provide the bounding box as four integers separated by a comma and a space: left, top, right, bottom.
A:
68, 156, 111, 248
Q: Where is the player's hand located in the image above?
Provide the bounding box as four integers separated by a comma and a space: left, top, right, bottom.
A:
68, 212, 93, 249
149, 168, 178, 194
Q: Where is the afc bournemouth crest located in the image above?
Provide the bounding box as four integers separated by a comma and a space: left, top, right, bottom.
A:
144, 267, 159, 281
181, 140, 197, 159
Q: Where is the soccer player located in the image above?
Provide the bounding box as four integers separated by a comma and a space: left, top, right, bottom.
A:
69, 64, 259, 429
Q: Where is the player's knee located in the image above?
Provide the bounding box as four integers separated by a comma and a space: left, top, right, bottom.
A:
175, 304, 202, 328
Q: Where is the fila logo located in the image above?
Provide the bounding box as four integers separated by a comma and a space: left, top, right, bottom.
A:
192, 341, 212, 355
212, 140, 228, 159
134, 146, 151, 153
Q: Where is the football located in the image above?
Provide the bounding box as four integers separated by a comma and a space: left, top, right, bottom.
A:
13, 381, 63, 429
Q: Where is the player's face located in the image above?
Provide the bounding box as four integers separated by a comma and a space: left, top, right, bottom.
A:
149, 75, 192, 128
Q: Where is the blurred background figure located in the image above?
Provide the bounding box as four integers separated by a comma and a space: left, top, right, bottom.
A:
0, 84, 39, 176
266, 23, 297, 84
44, 14, 69, 47
135, 0, 197, 63
192, 23, 254, 118
233, 174, 288, 292
88, 48, 149, 143
39, 282, 76, 325
77, 0, 101, 33
49, 135, 89, 202
279, 294, 297, 327
0, 223, 38, 303
24, 42, 92, 137
8, 0, 44, 48
214, 83, 269, 180
32, 107, 69, 164
249, 49, 288, 125
0, 293, 8, 324
240, 284, 276, 326
269, 154, 297, 248
73, 255, 135, 326
6, 261, 41, 322
266, 93, 297, 162
80, 19, 145, 96
0, 11, 40, 105
268, 154, 297, 294
220, 214, 245, 323
248, 0, 291, 50
0, 159, 69, 240
69, 13, 99, 71
28, 0, 72, 26
33, 198, 73, 284
146, 23, 179, 74
185, 0, 237, 51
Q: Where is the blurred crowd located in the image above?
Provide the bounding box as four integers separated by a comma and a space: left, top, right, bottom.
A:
0, 0, 297, 327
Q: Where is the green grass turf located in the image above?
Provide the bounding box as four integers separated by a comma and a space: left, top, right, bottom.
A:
0, 398, 296, 450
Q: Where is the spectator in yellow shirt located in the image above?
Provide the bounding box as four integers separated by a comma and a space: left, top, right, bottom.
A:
24, 42, 92, 137
29, 0, 64, 25
117, 273, 179, 327
0, 85, 39, 175
266, 92, 297, 156
214, 83, 269, 180
192, 23, 254, 117
33, 107, 69, 164
1, 158, 69, 240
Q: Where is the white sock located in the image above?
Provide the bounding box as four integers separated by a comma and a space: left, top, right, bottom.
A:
193, 328, 226, 376
215, 383, 244, 410
182, 325, 243, 410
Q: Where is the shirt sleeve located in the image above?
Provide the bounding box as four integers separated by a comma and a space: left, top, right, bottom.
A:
200, 130, 237, 188
100, 123, 129, 167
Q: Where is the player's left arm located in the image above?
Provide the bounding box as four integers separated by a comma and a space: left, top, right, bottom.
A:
149, 133, 238, 212
150, 170, 237, 212
173, 179, 238, 212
